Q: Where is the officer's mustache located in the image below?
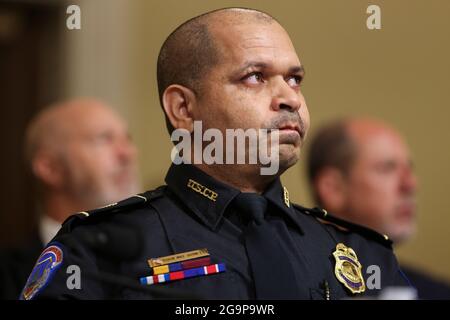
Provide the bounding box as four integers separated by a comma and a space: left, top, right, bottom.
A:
264, 113, 306, 139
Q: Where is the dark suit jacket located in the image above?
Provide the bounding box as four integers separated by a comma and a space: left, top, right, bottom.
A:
402, 265, 450, 300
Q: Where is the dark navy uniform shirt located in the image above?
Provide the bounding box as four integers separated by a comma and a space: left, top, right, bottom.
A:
20, 163, 409, 300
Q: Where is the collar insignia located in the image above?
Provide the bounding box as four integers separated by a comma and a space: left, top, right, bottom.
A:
187, 179, 218, 202
283, 186, 290, 207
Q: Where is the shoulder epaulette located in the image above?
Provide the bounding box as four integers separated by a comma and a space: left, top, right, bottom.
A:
61, 186, 166, 231
293, 204, 393, 248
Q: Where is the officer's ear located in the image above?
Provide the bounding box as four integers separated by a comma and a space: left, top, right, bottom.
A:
162, 85, 196, 133
314, 167, 348, 212
31, 151, 66, 189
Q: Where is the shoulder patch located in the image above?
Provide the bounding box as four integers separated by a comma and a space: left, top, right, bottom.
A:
293, 204, 393, 248
61, 186, 166, 232
20, 242, 64, 300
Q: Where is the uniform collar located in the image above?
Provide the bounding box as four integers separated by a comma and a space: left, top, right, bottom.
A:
165, 163, 303, 233
263, 178, 304, 234
165, 163, 240, 231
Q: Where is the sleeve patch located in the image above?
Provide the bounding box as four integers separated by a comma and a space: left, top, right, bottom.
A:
20, 242, 64, 300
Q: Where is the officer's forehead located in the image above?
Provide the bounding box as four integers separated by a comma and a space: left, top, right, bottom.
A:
204, 10, 284, 40
205, 17, 296, 67
211, 21, 288, 44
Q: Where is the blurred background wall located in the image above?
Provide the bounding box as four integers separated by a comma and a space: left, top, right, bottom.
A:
1, 0, 449, 280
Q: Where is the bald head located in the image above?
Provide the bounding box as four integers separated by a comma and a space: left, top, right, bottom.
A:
307, 118, 406, 188
26, 98, 140, 220
157, 7, 277, 134
346, 118, 406, 146
26, 99, 118, 163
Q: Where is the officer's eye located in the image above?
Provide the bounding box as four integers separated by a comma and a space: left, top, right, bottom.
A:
286, 75, 303, 88
242, 72, 264, 85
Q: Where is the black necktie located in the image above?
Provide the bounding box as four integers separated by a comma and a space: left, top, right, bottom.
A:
233, 193, 301, 299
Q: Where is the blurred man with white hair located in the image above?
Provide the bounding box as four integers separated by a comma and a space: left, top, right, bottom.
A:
0, 98, 140, 299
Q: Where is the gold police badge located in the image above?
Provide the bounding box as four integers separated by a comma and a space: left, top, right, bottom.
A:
333, 243, 366, 294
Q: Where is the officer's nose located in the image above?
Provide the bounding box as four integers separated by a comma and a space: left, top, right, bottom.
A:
270, 78, 302, 112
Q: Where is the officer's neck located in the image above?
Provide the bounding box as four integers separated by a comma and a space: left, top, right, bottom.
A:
195, 163, 280, 194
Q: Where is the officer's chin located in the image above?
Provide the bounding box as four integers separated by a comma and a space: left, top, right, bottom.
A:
278, 144, 300, 170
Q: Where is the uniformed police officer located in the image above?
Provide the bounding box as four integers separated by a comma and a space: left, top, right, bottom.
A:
21, 7, 410, 300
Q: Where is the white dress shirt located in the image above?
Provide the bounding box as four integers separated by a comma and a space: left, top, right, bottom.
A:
38, 215, 62, 247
